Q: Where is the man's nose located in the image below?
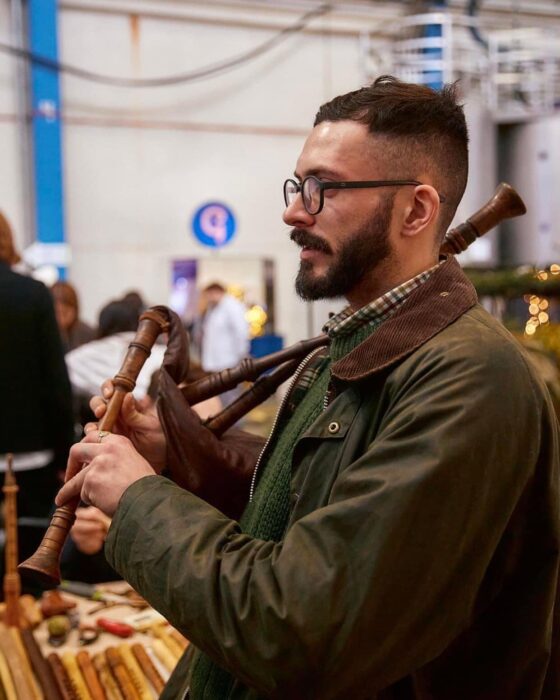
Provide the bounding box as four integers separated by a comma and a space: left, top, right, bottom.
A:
282, 194, 315, 228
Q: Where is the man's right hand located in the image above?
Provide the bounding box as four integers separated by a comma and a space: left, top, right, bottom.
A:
88, 380, 167, 473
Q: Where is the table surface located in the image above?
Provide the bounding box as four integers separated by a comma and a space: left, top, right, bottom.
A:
34, 581, 175, 680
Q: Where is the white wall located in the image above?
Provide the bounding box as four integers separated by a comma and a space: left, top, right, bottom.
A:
2, 0, 557, 345
499, 115, 560, 266
56, 2, 368, 345
0, 0, 27, 252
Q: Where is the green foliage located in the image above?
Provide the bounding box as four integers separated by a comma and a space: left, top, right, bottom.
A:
464, 267, 560, 298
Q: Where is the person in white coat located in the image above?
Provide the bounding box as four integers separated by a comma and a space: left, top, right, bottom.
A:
200, 283, 250, 406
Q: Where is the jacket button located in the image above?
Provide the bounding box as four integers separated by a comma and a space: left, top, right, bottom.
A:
328, 421, 340, 434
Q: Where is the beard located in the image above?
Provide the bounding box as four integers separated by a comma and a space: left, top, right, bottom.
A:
290, 196, 394, 301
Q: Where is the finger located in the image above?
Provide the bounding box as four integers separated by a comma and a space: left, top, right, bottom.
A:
56, 465, 89, 506
90, 395, 107, 419
82, 430, 112, 444
72, 521, 105, 536
84, 423, 99, 435
64, 441, 104, 483
75, 507, 107, 522
102, 379, 115, 400
120, 392, 143, 423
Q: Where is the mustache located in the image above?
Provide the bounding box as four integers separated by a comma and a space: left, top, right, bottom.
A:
289, 228, 332, 255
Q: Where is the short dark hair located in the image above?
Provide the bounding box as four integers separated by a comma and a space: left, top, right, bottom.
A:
314, 75, 469, 237
204, 282, 226, 293
98, 300, 139, 338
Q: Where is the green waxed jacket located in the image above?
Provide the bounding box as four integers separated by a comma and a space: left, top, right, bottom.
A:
106, 257, 560, 699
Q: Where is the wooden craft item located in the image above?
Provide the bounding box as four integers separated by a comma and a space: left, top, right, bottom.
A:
48, 653, 79, 700
41, 590, 77, 618
3, 454, 20, 629
167, 627, 189, 651
117, 645, 152, 700
76, 650, 107, 700
151, 624, 183, 661
150, 638, 177, 672
92, 653, 123, 700
62, 651, 94, 700
0, 646, 18, 700
130, 643, 165, 696
19, 594, 43, 628
105, 647, 141, 700
7, 625, 42, 699
21, 627, 64, 700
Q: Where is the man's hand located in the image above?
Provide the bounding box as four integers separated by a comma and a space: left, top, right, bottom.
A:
88, 380, 167, 472
70, 506, 112, 555
56, 431, 156, 517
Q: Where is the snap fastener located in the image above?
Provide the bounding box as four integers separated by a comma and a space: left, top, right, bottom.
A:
440, 291, 449, 297
328, 421, 340, 434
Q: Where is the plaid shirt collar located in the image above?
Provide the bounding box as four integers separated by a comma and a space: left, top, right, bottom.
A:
323, 261, 442, 338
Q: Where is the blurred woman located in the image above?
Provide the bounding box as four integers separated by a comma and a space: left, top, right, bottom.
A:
51, 281, 95, 353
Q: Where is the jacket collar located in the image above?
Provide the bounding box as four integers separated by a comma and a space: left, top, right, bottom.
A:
331, 256, 478, 382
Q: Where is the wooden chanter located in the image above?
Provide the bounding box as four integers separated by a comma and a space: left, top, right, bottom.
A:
3, 453, 21, 628
18, 183, 526, 588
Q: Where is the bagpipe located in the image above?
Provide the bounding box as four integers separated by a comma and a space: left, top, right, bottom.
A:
19, 183, 526, 588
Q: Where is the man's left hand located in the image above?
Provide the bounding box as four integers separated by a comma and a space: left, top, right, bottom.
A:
55, 431, 156, 517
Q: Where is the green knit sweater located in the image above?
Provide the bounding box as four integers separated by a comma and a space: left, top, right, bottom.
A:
189, 322, 380, 699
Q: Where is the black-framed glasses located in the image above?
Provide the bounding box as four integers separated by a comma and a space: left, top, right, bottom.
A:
283, 175, 446, 215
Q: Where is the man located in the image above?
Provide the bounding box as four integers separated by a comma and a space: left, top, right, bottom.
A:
0, 212, 74, 573
200, 282, 250, 375
57, 77, 560, 699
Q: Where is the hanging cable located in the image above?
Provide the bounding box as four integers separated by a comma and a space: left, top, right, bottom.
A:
0, 3, 332, 88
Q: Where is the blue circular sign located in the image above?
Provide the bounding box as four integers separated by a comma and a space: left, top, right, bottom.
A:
192, 202, 236, 248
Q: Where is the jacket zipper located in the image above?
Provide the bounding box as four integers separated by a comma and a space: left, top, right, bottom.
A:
248, 346, 327, 503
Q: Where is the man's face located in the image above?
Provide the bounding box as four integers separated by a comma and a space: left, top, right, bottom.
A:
283, 121, 397, 302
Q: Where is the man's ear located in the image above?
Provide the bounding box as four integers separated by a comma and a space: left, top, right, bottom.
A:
401, 185, 440, 239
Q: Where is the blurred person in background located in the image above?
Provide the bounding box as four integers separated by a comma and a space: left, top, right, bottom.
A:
51, 280, 95, 353
121, 290, 146, 319
66, 296, 165, 403
0, 211, 74, 578
200, 282, 250, 405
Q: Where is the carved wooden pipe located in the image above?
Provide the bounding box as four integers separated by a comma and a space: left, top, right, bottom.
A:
17, 309, 170, 588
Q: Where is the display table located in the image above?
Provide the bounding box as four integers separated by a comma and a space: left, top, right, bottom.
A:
31, 582, 186, 699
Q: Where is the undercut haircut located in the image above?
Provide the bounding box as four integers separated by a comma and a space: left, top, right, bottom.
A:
314, 75, 469, 239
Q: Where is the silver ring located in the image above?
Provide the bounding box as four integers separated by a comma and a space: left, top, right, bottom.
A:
97, 430, 110, 443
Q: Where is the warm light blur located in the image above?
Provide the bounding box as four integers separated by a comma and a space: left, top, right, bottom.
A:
245, 304, 268, 338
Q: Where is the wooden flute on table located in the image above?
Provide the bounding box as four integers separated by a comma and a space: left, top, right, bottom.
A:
18, 182, 526, 588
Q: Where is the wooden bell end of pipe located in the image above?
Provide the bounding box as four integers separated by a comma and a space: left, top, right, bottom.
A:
440, 182, 526, 256
18, 500, 78, 588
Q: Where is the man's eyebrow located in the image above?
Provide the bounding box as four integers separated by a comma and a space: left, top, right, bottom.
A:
293, 167, 341, 180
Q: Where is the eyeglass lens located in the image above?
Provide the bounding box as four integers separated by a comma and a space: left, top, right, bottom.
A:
284, 177, 321, 215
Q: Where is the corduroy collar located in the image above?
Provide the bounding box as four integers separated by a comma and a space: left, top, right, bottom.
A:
331, 256, 478, 382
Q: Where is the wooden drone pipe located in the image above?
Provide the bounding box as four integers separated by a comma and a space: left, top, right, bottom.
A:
190, 182, 528, 430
